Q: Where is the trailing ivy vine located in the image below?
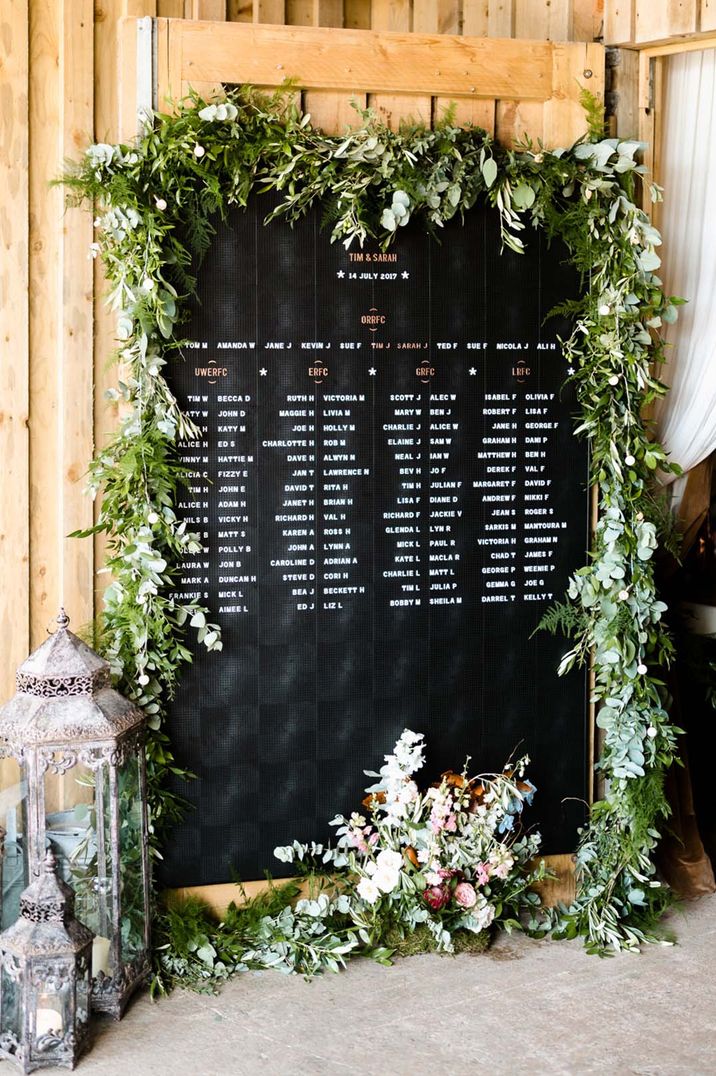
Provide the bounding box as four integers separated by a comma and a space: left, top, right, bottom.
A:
62, 85, 682, 961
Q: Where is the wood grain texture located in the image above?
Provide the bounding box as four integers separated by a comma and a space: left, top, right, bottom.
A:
515, 0, 571, 40
635, 0, 698, 43
344, 0, 370, 28
603, 0, 636, 45
187, 0, 227, 16
413, 0, 461, 35
167, 21, 555, 98
60, 0, 95, 633
29, 0, 62, 645
228, 0, 253, 19
253, 0, 285, 21
370, 0, 411, 31
703, 0, 716, 31
0, 0, 30, 703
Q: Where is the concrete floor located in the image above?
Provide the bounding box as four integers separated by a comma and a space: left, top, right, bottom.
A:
72, 895, 716, 1076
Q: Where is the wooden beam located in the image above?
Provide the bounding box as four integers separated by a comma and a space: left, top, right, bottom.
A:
515, 0, 571, 41
60, 0, 95, 635
165, 20, 555, 99
187, 0, 227, 16
0, 0, 30, 700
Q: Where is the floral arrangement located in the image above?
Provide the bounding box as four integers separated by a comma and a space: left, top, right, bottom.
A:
153, 730, 542, 990
62, 85, 683, 960
274, 729, 543, 955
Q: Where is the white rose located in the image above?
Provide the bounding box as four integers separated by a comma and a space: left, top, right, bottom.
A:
374, 869, 400, 894
375, 849, 403, 874
357, 877, 381, 904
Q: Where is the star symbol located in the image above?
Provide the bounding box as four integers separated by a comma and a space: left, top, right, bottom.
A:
337, 270, 345, 279
401, 271, 409, 279
368, 367, 377, 376
469, 367, 477, 376
259, 368, 267, 376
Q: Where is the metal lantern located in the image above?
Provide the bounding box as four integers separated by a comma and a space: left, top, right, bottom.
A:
0, 611, 151, 1019
0, 850, 93, 1072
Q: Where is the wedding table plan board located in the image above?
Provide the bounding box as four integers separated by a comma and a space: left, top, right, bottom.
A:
161, 194, 590, 888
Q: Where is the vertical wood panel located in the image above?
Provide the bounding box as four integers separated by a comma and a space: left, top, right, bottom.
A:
0, 0, 30, 702
413, 0, 461, 34
463, 0, 520, 37
703, 0, 716, 31
370, 0, 412, 31
253, 0, 286, 21
604, 0, 635, 44
344, 0, 370, 28
60, 0, 95, 633
496, 98, 545, 145
515, 0, 571, 40
313, 0, 343, 24
187, 0, 227, 16
29, 0, 62, 645
228, 0, 253, 18
635, 0, 698, 42
544, 41, 604, 146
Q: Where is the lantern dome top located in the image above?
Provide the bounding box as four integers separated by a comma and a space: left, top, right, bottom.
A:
17, 610, 109, 692
0, 851, 93, 958
0, 609, 145, 750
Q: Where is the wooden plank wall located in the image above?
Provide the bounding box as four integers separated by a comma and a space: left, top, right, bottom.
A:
605, 0, 716, 45
0, 0, 604, 711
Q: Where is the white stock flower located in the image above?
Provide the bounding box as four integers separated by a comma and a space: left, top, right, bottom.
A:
357, 877, 381, 904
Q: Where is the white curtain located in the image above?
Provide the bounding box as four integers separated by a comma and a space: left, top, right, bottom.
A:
656, 49, 716, 484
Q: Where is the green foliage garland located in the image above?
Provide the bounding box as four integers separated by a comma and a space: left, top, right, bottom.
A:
62, 85, 682, 962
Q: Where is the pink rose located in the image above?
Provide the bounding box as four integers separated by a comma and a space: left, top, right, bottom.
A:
423, 885, 450, 911
454, 882, 477, 909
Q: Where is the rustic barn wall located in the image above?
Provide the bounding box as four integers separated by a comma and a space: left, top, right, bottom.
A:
604, 0, 716, 45
1, 0, 603, 708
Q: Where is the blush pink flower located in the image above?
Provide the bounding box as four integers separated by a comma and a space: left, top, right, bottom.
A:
475, 862, 490, 886
454, 882, 477, 909
423, 885, 450, 911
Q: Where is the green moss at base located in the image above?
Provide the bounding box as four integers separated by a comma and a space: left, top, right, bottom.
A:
383, 924, 492, 958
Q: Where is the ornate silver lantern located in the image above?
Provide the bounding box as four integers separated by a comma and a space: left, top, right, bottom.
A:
0, 850, 93, 1072
0, 611, 151, 1019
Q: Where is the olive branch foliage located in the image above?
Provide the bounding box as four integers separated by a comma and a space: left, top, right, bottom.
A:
62, 84, 683, 972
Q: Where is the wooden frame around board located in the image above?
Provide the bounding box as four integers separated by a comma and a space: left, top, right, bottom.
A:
116, 17, 604, 911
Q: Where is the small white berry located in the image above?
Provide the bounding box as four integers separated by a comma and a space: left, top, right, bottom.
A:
647, 726, 657, 738
147, 511, 160, 525
193, 144, 205, 158
618, 589, 630, 602
155, 197, 167, 211
598, 303, 611, 316
625, 454, 636, 466
138, 673, 150, 686
637, 663, 648, 675
608, 375, 619, 386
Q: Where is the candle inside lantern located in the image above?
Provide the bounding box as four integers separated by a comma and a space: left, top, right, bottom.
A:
92, 935, 111, 977
35, 997, 64, 1038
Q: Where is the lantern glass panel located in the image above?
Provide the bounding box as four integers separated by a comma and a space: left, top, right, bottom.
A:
75, 955, 90, 1029
0, 955, 21, 1045
118, 754, 145, 964
2, 761, 29, 929
43, 762, 114, 980
32, 964, 71, 1055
